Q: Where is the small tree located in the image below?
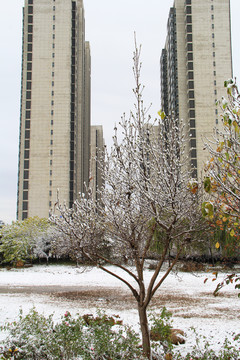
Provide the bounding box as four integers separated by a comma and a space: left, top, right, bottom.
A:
0, 217, 50, 265
203, 79, 240, 237
204, 79, 240, 295
52, 41, 208, 359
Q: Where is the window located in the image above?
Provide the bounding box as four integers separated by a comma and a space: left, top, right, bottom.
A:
188, 81, 194, 89
53, 34, 55, 39
23, 181, 29, 189
189, 109, 195, 118
186, 15, 192, 23
187, 43, 193, 51
25, 130, 30, 139
53, 24, 55, 30
28, 15, 33, 23
212, 42, 215, 48
52, 72, 54, 77
28, 34, 33, 42
188, 62, 193, 70
213, 51, 215, 57
51, 130, 53, 135
191, 149, 197, 158
214, 89, 217, 95
49, 180, 52, 186
25, 139, 30, 149
51, 120, 54, 125
190, 138, 196, 148
27, 53, 32, 61
186, 24, 192, 33
189, 90, 194, 98
213, 61, 216, 67
50, 170, 52, 176
24, 170, 29, 179
187, 33, 192, 42
27, 44, 32, 52
212, 33, 214, 38
51, 91, 54, 96
27, 82, 32, 90
214, 80, 216, 85
191, 159, 197, 169
189, 100, 195, 108
24, 160, 29, 169
26, 110, 31, 119
211, 14, 214, 20
50, 159, 53, 165
49, 191, 52, 196
26, 91, 31, 99
53, 15, 55, 20
52, 53, 55, 58
190, 128, 196, 137
28, 25, 33, 33
212, 24, 214, 29
23, 191, 28, 200
23, 201, 28, 211
187, 52, 193, 61
53, 6, 55, 11
215, 109, 218, 115
211, 5, 214, 10
28, 0, 33, 4
52, 81, 54, 86
214, 71, 216, 76
186, 6, 191, 14
27, 72, 32, 80
51, 100, 54, 106
24, 150, 30, 159
22, 212, 28, 220
190, 120, 195, 130
188, 71, 194, 79
28, 6, 33, 14
27, 63, 32, 71
52, 43, 55, 49
216, 119, 218, 125
26, 101, 31, 109
25, 120, 30, 129
49, 201, 52, 207
51, 110, 54, 115
52, 62, 54, 68
50, 140, 53, 145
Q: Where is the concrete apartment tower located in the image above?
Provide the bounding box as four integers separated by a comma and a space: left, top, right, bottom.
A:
160, 0, 232, 178
89, 126, 105, 201
17, 0, 91, 220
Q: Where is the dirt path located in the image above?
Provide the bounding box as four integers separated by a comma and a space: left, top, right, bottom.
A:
1, 284, 239, 320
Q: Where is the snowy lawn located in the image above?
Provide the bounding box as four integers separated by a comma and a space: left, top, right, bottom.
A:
0, 264, 240, 356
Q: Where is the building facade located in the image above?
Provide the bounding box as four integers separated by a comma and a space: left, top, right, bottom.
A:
161, 0, 232, 178
89, 126, 105, 201
17, 0, 91, 220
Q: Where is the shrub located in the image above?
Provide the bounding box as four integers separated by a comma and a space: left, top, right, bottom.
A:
0, 309, 145, 360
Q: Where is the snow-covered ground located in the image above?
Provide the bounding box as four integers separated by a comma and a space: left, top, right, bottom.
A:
0, 264, 240, 356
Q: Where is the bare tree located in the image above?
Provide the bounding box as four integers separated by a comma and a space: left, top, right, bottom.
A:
51, 41, 208, 359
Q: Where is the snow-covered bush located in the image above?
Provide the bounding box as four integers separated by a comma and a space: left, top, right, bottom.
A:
0, 309, 145, 360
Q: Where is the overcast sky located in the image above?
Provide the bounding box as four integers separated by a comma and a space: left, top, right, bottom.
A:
0, 0, 239, 224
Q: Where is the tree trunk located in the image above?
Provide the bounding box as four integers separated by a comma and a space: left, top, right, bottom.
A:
138, 304, 151, 359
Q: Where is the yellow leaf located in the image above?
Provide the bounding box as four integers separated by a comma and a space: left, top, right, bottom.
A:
222, 217, 227, 222
215, 242, 220, 249
230, 229, 235, 237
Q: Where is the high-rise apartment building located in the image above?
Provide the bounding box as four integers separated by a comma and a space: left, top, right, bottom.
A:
17, 0, 91, 220
161, 0, 232, 178
89, 126, 105, 201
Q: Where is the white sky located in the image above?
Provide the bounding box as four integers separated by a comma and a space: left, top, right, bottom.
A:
0, 0, 239, 224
